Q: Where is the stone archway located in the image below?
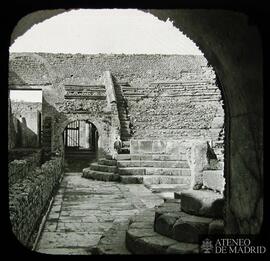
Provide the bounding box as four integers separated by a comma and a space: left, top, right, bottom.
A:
62, 119, 99, 172
8, 8, 264, 235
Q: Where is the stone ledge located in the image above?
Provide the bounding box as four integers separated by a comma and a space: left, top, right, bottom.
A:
90, 163, 118, 173
82, 168, 120, 182
98, 159, 117, 166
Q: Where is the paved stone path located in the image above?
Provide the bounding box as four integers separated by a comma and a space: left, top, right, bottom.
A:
35, 172, 163, 255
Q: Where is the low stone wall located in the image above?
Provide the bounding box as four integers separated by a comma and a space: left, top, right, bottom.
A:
9, 156, 64, 248
8, 149, 42, 185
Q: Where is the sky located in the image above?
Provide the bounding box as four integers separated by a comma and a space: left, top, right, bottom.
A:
10, 9, 203, 55
10, 9, 203, 102
10, 90, 42, 102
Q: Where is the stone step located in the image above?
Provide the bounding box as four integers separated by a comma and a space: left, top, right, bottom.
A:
118, 167, 145, 176
117, 154, 131, 160
90, 163, 118, 173
120, 148, 130, 154
117, 160, 189, 168
120, 175, 143, 184
154, 208, 223, 244
120, 175, 190, 185
118, 167, 191, 176
126, 209, 199, 254
82, 168, 120, 182
146, 184, 190, 193
175, 189, 224, 218
98, 158, 117, 166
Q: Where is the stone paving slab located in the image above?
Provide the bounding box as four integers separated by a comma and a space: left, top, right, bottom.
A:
35, 172, 163, 255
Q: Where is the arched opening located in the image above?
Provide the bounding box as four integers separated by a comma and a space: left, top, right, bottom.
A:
63, 120, 98, 172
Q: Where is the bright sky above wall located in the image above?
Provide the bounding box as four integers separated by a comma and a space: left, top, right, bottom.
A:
10, 9, 203, 55
10, 90, 42, 102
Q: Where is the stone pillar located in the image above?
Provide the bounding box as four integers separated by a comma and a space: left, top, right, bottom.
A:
187, 141, 208, 190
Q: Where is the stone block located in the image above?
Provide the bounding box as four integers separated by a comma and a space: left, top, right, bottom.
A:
165, 141, 180, 155
152, 140, 166, 154
172, 214, 212, 243
130, 155, 140, 161
154, 213, 180, 237
180, 190, 224, 218
139, 140, 153, 154
139, 155, 153, 160
208, 219, 224, 234
130, 140, 139, 154
211, 116, 224, 129
120, 176, 143, 184
118, 167, 145, 176
202, 170, 225, 193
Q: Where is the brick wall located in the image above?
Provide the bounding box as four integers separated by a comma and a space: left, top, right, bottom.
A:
9, 157, 64, 248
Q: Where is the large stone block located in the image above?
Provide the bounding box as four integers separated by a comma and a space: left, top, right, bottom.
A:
152, 140, 166, 154
139, 140, 153, 154
165, 141, 180, 155
130, 140, 139, 154
202, 170, 225, 193
180, 190, 224, 218
154, 213, 180, 237
172, 214, 213, 243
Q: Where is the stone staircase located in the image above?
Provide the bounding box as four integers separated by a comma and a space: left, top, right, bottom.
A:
82, 79, 194, 197
82, 153, 191, 199
125, 189, 224, 254
82, 157, 120, 181
113, 81, 132, 154
117, 151, 191, 198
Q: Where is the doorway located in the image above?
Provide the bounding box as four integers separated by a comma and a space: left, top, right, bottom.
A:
63, 120, 98, 172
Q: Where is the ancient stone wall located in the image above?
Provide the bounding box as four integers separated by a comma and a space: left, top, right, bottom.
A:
9, 53, 224, 158
9, 157, 64, 248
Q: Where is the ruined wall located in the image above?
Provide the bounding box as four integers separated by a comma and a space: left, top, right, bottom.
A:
10, 102, 41, 148
9, 157, 64, 248
9, 53, 224, 158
